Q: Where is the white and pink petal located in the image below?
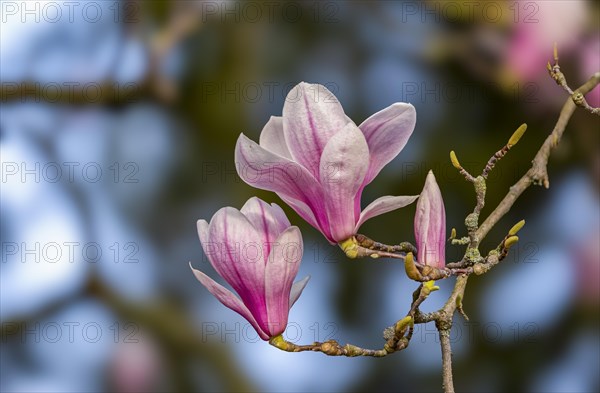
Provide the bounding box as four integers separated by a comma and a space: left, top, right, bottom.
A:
236, 134, 331, 238
258, 116, 292, 159
189, 264, 270, 340
282, 83, 351, 177
319, 123, 369, 242
264, 227, 304, 336
208, 207, 269, 325
414, 171, 446, 268
240, 197, 290, 260
359, 103, 416, 186
354, 195, 419, 233
289, 276, 310, 310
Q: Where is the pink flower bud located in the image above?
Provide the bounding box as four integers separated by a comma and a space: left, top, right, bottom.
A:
414, 171, 446, 269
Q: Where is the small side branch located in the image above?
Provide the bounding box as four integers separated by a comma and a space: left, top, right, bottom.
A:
269, 316, 414, 357
341, 235, 414, 260
482, 124, 527, 179
548, 45, 600, 116
450, 151, 475, 182
477, 74, 600, 243
355, 234, 417, 254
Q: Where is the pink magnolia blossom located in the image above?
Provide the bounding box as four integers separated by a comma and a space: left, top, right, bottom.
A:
414, 171, 446, 269
581, 37, 600, 107
235, 82, 418, 244
190, 197, 310, 340
506, 1, 587, 82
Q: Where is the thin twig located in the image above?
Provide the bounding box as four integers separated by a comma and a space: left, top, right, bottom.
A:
548, 44, 600, 116
274, 67, 598, 393
476, 74, 600, 243
269, 315, 414, 357
355, 234, 417, 254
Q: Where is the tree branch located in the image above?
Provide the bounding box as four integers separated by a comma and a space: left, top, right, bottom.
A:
269, 315, 414, 357
439, 330, 455, 393
548, 44, 600, 116
271, 64, 599, 393
476, 73, 600, 243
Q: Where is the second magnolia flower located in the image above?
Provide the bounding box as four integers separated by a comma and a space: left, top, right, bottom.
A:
191, 197, 310, 340
235, 82, 418, 244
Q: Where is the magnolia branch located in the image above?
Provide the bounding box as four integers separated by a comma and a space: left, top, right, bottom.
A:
431, 71, 599, 393
269, 280, 446, 357
268, 58, 599, 393
548, 45, 600, 116
269, 315, 413, 357
477, 72, 600, 243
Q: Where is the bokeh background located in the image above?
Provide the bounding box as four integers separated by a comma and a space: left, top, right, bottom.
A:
1, 1, 599, 392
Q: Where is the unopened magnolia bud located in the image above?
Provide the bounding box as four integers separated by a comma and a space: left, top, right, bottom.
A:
508, 219, 525, 236
508, 124, 527, 147
504, 235, 519, 249
395, 316, 414, 333
450, 150, 461, 169
449, 228, 457, 240
423, 280, 440, 295
404, 252, 423, 281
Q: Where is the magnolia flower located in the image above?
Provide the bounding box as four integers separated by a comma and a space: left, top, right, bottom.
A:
506, 0, 586, 82
235, 82, 418, 244
414, 171, 446, 269
190, 197, 310, 340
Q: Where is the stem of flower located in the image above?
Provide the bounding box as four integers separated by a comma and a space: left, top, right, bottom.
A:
269, 315, 414, 357
355, 234, 417, 254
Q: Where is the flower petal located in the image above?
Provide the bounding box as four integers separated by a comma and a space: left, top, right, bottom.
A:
359, 103, 416, 185
354, 195, 419, 233
289, 276, 310, 310
240, 197, 290, 261
258, 116, 292, 159
197, 218, 212, 259
278, 194, 335, 243
208, 207, 269, 330
414, 171, 446, 268
264, 226, 304, 337
319, 123, 369, 242
282, 82, 351, 177
235, 133, 330, 237
189, 263, 270, 340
